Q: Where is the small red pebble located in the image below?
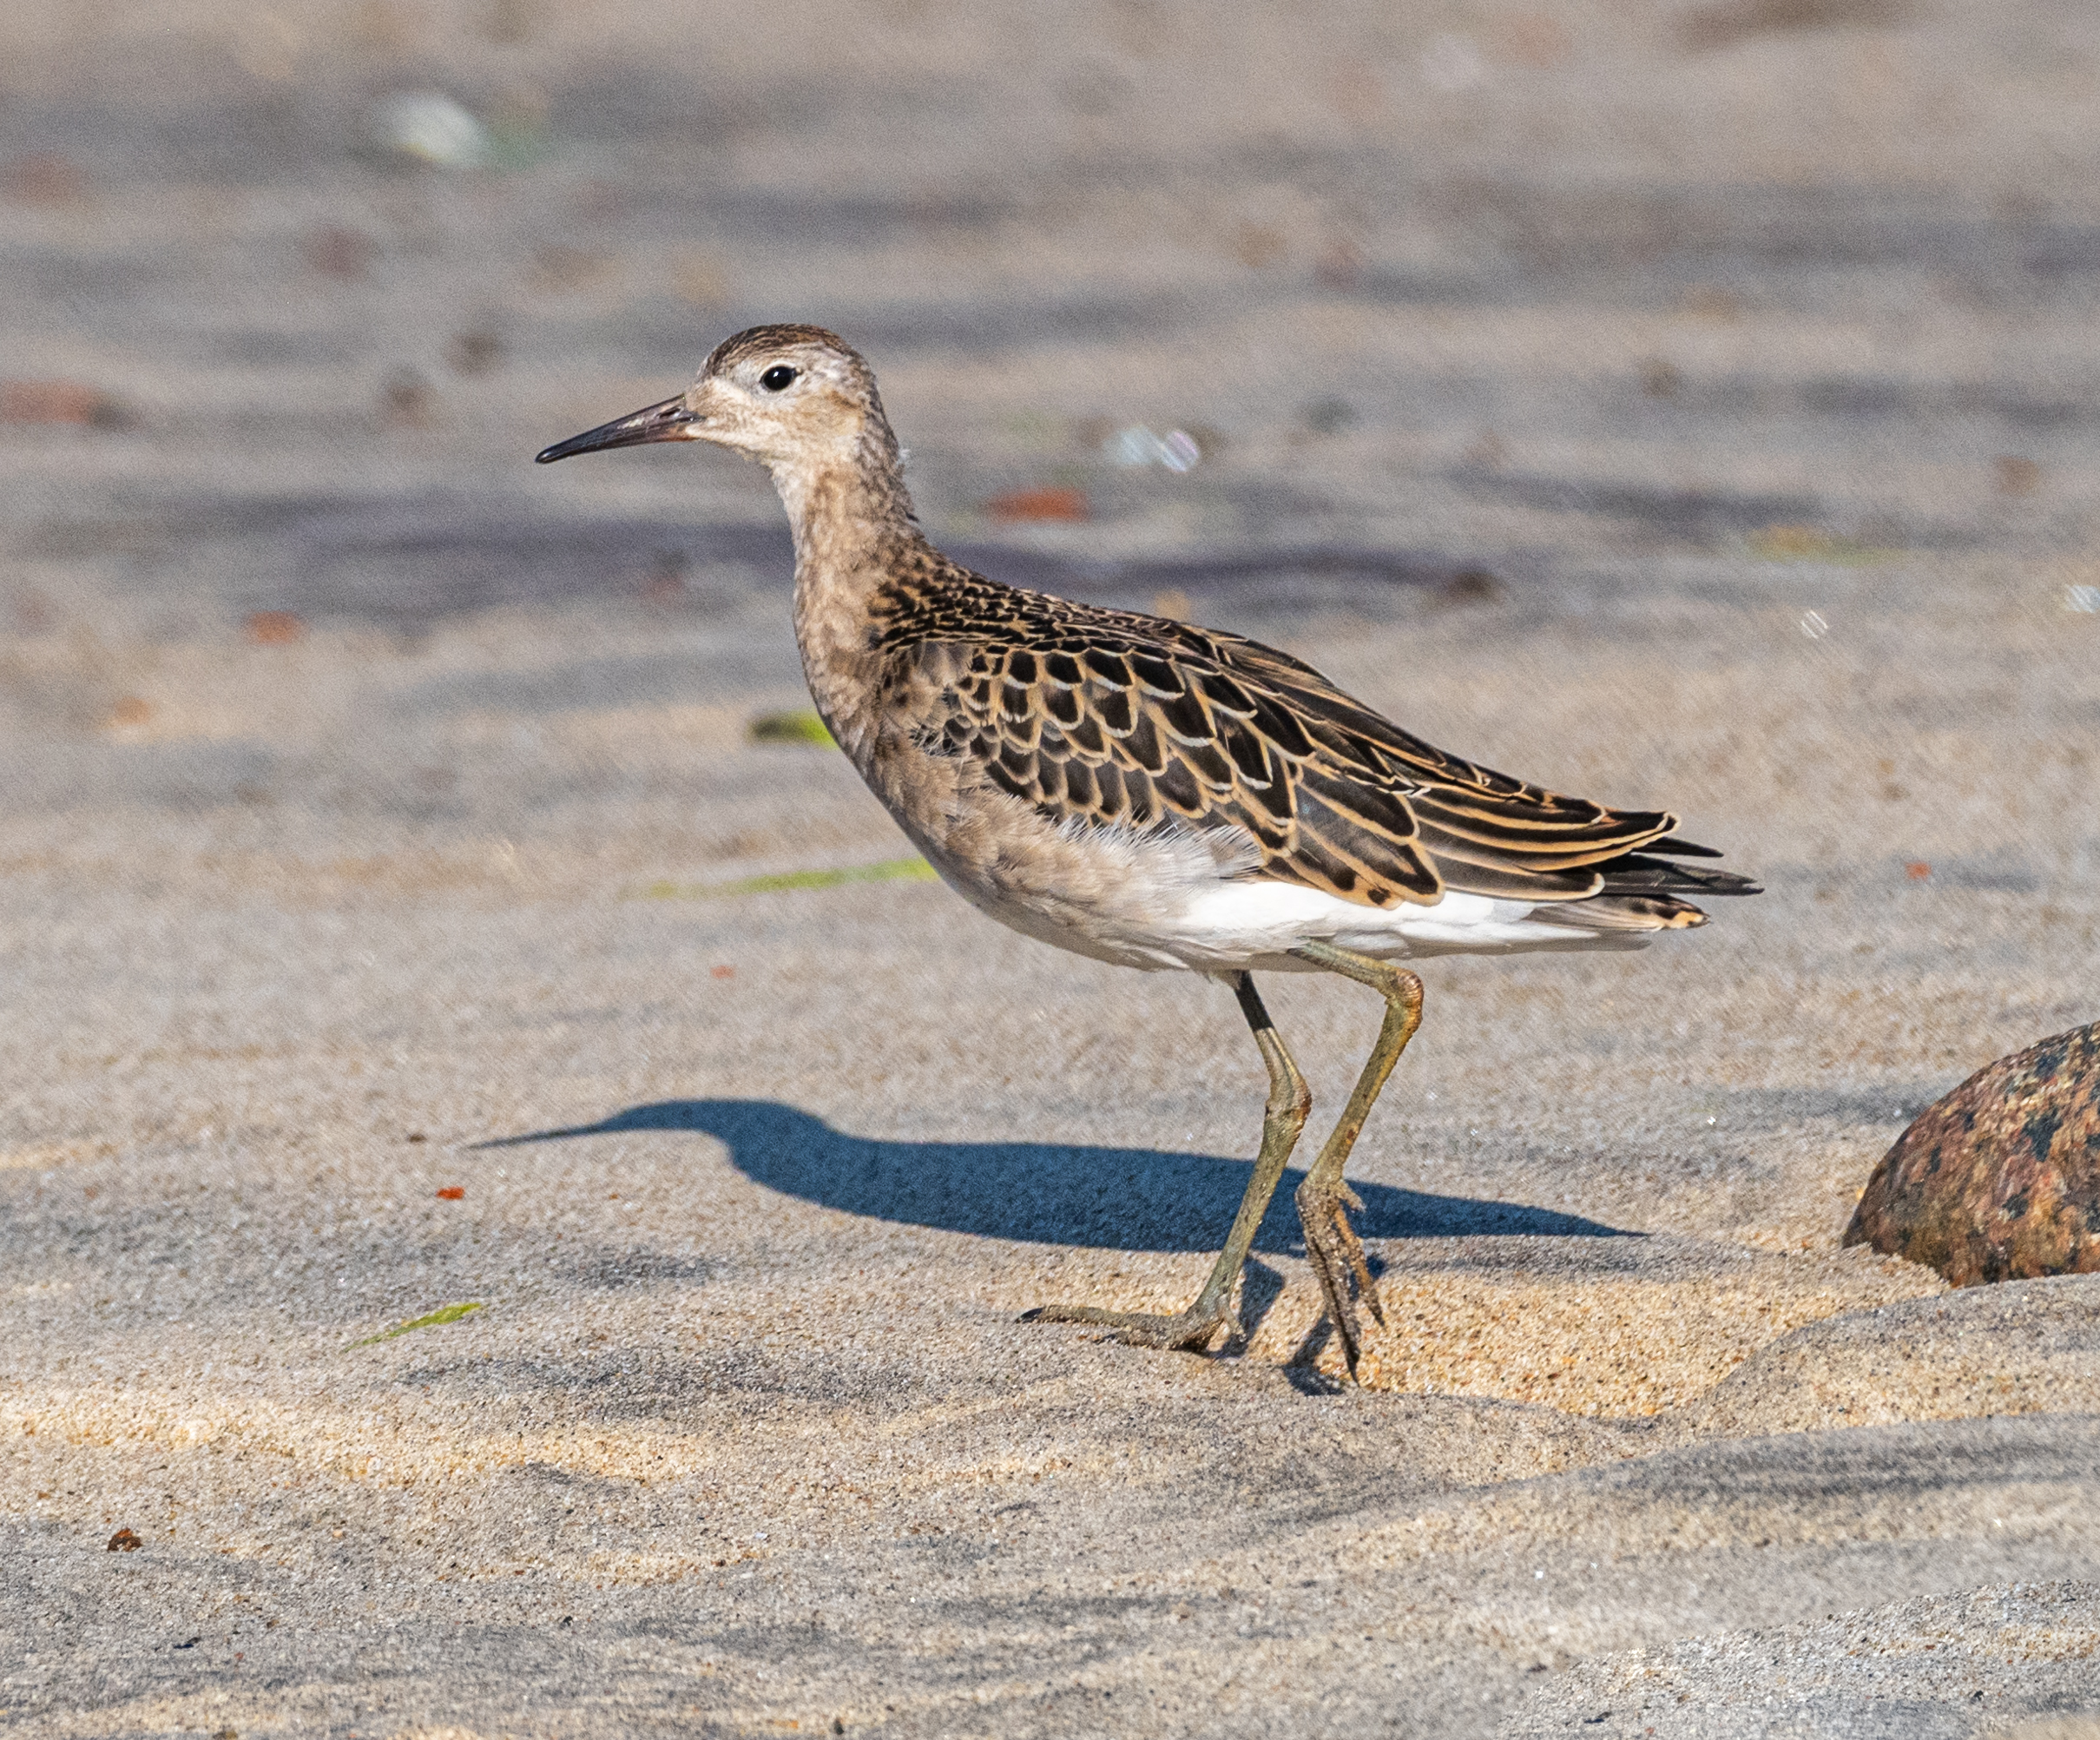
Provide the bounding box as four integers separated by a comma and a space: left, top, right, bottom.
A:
4, 153, 86, 205
1, 379, 123, 426
710, 965, 735, 979
987, 484, 1089, 524
1905, 861, 1932, 880
436, 1186, 465, 1200
247, 610, 305, 644
303, 224, 375, 280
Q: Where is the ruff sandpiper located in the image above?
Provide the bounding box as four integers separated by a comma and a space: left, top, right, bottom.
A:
537, 324, 1759, 1378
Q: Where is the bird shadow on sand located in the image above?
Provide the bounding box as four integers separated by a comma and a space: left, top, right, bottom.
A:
477, 1097, 1636, 1257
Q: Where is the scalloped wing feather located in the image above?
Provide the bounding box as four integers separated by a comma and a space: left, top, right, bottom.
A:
872, 566, 1708, 912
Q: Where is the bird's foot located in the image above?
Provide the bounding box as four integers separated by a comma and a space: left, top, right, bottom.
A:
1022, 1298, 1241, 1354
1296, 1176, 1384, 1381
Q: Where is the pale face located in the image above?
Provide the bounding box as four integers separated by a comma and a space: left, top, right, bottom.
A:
683, 341, 871, 470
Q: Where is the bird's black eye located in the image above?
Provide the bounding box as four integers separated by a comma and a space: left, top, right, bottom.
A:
760, 365, 798, 392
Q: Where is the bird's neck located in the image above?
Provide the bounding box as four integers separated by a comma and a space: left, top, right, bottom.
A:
771, 419, 917, 577
769, 417, 928, 763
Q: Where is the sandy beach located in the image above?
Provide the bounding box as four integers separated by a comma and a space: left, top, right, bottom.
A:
6, 3, 2100, 1734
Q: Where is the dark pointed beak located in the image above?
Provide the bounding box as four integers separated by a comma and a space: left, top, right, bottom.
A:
535, 395, 699, 464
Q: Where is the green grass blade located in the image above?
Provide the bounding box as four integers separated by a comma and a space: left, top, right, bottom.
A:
747, 709, 837, 747
633, 857, 939, 900
350, 1301, 485, 1348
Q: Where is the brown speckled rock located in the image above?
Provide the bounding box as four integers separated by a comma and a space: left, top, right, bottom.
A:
1845, 1022, 2100, 1284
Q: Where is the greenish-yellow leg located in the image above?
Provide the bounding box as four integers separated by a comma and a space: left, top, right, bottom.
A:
1025, 972, 1311, 1352
1288, 939, 1425, 1379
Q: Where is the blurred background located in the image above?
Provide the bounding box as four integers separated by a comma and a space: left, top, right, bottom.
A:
5, 0, 2097, 639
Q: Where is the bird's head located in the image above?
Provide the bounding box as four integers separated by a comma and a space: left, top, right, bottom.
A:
535, 324, 889, 479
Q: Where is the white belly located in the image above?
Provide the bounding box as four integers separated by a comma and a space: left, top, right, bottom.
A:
1140, 877, 1645, 972
933, 846, 1650, 973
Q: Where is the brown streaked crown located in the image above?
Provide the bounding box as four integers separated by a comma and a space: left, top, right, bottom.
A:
706, 324, 869, 385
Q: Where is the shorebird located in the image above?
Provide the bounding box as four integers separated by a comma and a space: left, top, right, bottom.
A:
537, 325, 1758, 1378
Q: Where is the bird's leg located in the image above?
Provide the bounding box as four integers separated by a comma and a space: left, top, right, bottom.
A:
1287, 939, 1425, 1380
1025, 972, 1311, 1353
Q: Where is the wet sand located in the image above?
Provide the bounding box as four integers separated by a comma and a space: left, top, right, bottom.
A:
5, 3, 2100, 1735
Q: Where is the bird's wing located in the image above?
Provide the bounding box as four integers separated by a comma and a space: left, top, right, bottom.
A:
874, 569, 1718, 911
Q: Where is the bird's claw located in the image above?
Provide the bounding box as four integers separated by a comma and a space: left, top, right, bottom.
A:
1296, 1177, 1383, 1381
1023, 1300, 1239, 1354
